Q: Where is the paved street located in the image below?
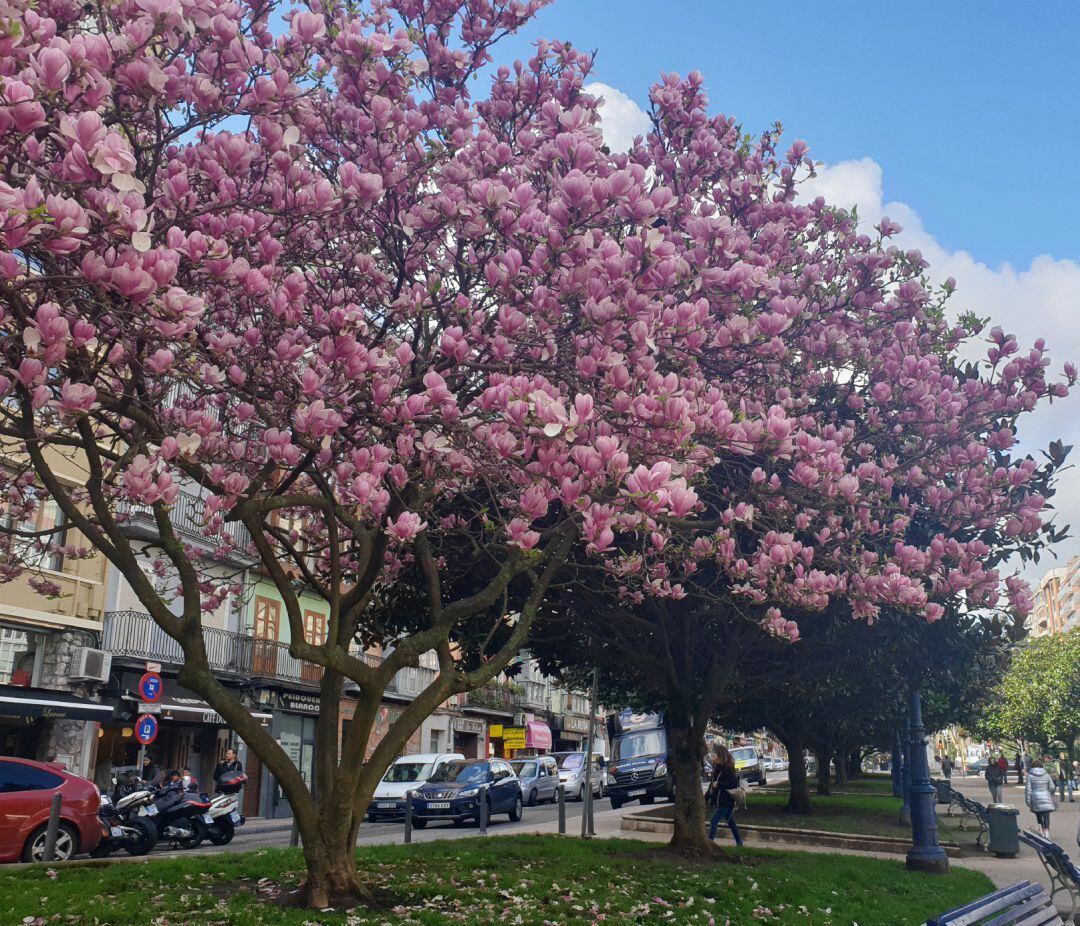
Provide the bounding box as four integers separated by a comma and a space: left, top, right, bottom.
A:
165, 794, 624, 858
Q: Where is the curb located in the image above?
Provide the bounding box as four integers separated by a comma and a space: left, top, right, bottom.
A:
621, 811, 963, 857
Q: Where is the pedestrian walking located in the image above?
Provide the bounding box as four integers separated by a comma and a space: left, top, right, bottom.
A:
705, 743, 744, 847
1058, 753, 1070, 803
1025, 758, 1059, 838
996, 753, 1008, 784
1071, 761, 1079, 802
985, 758, 1004, 803
941, 755, 953, 780
1014, 754, 1024, 785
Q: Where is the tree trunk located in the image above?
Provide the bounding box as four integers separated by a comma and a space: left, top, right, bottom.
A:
835, 746, 849, 787
815, 750, 832, 796
300, 823, 369, 908
783, 739, 812, 814
666, 724, 715, 854
847, 749, 863, 779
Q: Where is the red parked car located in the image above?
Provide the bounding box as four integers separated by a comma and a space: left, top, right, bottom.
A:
0, 757, 101, 862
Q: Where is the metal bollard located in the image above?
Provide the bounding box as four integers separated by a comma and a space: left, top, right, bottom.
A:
289, 815, 300, 847
478, 785, 488, 835
43, 791, 63, 862
404, 792, 413, 844
587, 786, 596, 837
557, 785, 566, 834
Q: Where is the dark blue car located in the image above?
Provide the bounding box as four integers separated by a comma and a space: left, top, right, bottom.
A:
411, 759, 523, 828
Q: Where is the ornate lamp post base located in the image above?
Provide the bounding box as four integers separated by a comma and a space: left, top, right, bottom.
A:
905, 687, 949, 874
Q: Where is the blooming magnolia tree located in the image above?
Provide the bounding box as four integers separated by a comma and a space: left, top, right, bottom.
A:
0, 0, 1072, 902
529, 75, 1073, 851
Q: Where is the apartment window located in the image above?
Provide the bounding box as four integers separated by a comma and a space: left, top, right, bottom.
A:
429, 730, 443, 754
0, 627, 39, 685
303, 610, 327, 645
2, 490, 66, 572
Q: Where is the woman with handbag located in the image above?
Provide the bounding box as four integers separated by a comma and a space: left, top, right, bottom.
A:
1025, 757, 1058, 838
705, 744, 744, 846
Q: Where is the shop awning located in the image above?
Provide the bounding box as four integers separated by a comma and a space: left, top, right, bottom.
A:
526, 721, 552, 750
157, 697, 272, 725
0, 684, 113, 723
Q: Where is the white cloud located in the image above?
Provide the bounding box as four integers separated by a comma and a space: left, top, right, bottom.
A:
584, 82, 650, 152
805, 159, 1080, 580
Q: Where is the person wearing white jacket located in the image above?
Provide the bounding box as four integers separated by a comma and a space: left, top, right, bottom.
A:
1025, 758, 1058, 837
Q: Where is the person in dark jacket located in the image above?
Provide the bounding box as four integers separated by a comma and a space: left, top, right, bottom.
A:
141, 754, 163, 787
213, 748, 244, 787
1014, 755, 1024, 785
941, 756, 953, 780
985, 757, 1004, 803
705, 744, 743, 846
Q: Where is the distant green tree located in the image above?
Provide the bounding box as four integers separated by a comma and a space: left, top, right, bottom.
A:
982, 630, 1080, 760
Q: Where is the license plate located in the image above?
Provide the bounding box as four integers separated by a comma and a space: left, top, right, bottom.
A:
229, 811, 241, 823
628, 789, 646, 797
426, 802, 451, 810
110, 827, 124, 837
203, 813, 214, 823
378, 802, 397, 809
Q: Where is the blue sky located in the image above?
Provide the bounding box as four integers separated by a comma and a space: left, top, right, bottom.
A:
499, 1, 1080, 268
496, 2, 1080, 580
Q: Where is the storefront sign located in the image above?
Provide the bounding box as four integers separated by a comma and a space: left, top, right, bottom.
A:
278, 692, 321, 714
488, 724, 504, 739
502, 727, 527, 749
562, 714, 590, 734
452, 717, 485, 735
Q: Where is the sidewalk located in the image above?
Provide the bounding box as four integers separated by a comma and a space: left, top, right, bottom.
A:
943, 774, 1076, 917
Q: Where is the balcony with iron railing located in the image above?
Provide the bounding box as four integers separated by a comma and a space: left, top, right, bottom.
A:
118, 490, 252, 560
463, 680, 526, 713
104, 611, 439, 695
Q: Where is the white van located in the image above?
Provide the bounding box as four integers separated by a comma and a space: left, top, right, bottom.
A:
366, 752, 464, 821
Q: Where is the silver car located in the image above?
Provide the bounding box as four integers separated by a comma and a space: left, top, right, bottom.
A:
510, 756, 559, 806
552, 751, 605, 801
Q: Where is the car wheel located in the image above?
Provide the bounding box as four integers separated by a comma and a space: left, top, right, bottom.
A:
367, 812, 377, 824
23, 822, 78, 862
412, 817, 428, 829
640, 795, 655, 805
527, 789, 537, 807
125, 817, 158, 855
609, 796, 623, 810
509, 795, 523, 822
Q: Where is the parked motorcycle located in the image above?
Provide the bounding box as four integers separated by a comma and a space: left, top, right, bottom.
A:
89, 787, 157, 857
203, 771, 247, 846
150, 784, 214, 849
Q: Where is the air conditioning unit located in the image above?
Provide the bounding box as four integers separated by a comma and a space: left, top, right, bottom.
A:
513, 712, 527, 727
71, 647, 112, 682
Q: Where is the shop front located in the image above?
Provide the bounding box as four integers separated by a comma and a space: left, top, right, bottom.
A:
263, 690, 319, 819
451, 716, 486, 759
499, 720, 552, 759
0, 683, 113, 772
95, 673, 271, 793
553, 713, 590, 752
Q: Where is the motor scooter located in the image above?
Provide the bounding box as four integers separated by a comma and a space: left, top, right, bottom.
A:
90, 786, 158, 857
203, 771, 247, 846
151, 784, 214, 849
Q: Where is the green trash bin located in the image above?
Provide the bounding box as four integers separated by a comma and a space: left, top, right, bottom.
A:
987, 804, 1019, 857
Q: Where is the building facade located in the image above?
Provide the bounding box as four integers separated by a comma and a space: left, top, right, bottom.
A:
1028, 557, 1080, 637
0, 446, 114, 776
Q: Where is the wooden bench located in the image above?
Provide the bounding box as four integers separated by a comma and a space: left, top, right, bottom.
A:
926, 880, 1063, 925
1019, 830, 1080, 923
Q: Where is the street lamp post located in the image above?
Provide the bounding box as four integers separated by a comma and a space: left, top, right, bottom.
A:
892, 730, 904, 798
898, 732, 911, 826
905, 688, 949, 873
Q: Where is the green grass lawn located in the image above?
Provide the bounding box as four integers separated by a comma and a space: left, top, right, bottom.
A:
0, 835, 991, 925
736, 788, 960, 842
